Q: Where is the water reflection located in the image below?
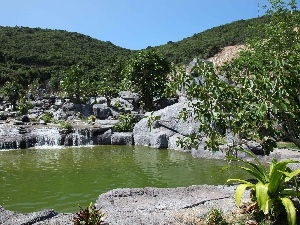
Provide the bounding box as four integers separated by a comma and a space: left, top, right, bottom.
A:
0, 146, 248, 213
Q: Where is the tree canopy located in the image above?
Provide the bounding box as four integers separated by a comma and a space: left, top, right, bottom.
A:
122, 50, 171, 111
169, 0, 300, 154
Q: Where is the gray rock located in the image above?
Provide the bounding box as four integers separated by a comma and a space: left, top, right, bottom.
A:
111, 132, 133, 145
150, 128, 175, 149
245, 140, 264, 155
93, 129, 112, 145
133, 102, 201, 148
73, 104, 93, 118
110, 97, 133, 110
0, 206, 58, 225
168, 133, 190, 151
21, 115, 30, 122
96, 97, 107, 104
119, 91, 139, 101
93, 104, 112, 119
133, 117, 151, 146
95, 185, 248, 225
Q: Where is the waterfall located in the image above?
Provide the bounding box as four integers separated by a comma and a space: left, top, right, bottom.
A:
66, 128, 93, 146
32, 127, 62, 148
0, 124, 104, 150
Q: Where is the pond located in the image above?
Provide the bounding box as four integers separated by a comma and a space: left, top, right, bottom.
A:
0, 145, 249, 213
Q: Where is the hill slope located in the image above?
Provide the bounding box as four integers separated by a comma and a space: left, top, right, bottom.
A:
0, 16, 269, 91
155, 16, 269, 64
0, 26, 133, 89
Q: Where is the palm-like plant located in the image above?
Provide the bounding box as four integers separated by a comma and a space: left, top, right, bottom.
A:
225, 149, 300, 225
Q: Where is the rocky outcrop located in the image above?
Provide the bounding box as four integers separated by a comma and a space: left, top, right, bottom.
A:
0, 121, 135, 150
111, 132, 133, 145
0, 185, 248, 225
96, 185, 247, 225
133, 101, 202, 149
93, 104, 112, 119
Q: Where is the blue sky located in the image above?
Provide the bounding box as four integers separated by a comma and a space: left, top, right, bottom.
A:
0, 0, 298, 50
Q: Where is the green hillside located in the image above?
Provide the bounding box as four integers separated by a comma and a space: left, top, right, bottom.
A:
0, 15, 269, 92
0, 26, 133, 90
155, 16, 270, 64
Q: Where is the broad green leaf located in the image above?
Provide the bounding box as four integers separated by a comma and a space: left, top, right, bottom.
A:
256, 182, 271, 214
280, 197, 296, 225
239, 166, 267, 184
281, 167, 300, 182
235, 183, 254, 206
269, 160, 295, 195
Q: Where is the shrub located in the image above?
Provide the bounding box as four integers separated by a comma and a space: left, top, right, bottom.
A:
88, 115, 96, 123
113, 113, 136, 132
59, 121, 73, 133
73, 202, 105, 225
42, 112, 53, 123
225, 149, 300, 225
18, 96, 33, 115
205, 208, 227, 225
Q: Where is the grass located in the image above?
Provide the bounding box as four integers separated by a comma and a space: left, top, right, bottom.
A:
276, 141, 300, 150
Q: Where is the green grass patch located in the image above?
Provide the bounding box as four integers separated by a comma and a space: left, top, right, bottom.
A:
276, 142, 300, 150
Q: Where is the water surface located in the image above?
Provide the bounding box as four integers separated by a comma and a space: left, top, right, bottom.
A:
0, 146, 248, 213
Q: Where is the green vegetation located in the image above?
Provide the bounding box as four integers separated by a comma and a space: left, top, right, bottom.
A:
73, 202, 105, 225
41, 112, 53, 123
0, 15, 271, 100
113, 113, 136, 132
154, 15, 270, 64
59, 121, 73, 133
205, 208, 227, 225
226, 149, 300, 225
277, 142, 300, 150
0, 26, 132, 95
60, 65, 88, 103
1, 80, 24, 110
122, 50, 171, 110
168, 0, 300, 154
18, 96, 32, 115
88, 115, 96, 123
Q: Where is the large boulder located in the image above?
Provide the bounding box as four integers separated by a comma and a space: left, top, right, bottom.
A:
111, 132, 133, 145
93, 104, 112, 119
150, 128, 175, 149
93, 129, 112, 145
133, 102, 201, 149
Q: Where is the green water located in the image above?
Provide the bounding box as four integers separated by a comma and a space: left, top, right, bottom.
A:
0, 145, 248, 213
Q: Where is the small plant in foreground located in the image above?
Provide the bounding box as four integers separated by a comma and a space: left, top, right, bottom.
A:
205, 208, 227, 225
73, 202, 105, 225
225, 149, 300, 225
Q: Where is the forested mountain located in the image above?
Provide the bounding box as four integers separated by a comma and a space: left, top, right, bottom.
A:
0, 26, 133, 90
0, 15, 269, 92
154, 16, 270, 64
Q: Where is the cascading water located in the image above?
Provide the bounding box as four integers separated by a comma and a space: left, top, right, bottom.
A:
0, 124, 97, 150
64, 128, 94, 146
31, 127, 62, 147
0, 124, 22, 149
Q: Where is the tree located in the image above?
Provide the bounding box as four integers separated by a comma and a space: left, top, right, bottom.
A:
60, 65, 88, 103
169, 0, 300, 154
1, 80, 24, 110
122, 50, 171, 111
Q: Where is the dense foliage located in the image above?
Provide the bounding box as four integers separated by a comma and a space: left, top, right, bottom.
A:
0, 26, 132, 92
122, 50, 171, 110
226, 149, 300, 225
169, 0, 300, 153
